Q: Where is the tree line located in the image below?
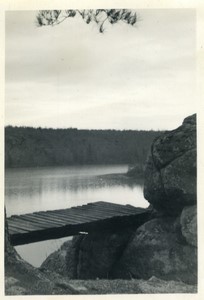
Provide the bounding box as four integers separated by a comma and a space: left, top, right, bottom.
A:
5, 126, 161, 168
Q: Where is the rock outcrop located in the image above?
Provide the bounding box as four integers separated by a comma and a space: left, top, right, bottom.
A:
110, 114, 197, 284
144, 114, 196, 215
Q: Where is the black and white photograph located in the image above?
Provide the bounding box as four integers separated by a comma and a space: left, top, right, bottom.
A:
2, 0, 203, 296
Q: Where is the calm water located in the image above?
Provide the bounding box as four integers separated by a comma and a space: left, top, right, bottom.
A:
5, 165, 147, 267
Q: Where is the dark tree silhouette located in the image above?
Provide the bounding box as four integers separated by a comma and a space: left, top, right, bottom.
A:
5, 126, 161, 168
36, 9, 137, 33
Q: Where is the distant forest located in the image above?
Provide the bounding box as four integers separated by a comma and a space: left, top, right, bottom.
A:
5, 126, 162, 168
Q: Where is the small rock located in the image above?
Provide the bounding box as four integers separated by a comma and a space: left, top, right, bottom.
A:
68, 283, 88, 293
136, 276, 197, 293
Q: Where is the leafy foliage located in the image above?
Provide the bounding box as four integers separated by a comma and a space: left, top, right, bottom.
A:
5, 126, 161, 168
36, 9, 137, 32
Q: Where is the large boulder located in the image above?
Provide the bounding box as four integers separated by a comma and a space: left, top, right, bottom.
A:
111, 217, 197, 285
144, 114, 196, 215
74, 228, 135, 279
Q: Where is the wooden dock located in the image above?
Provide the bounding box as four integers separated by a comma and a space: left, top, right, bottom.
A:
7, 201, 151, 246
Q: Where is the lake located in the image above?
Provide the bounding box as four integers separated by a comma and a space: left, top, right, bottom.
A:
5, 164, 148, 267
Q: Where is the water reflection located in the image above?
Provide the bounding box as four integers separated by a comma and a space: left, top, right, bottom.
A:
5, 165, 137, 196
5, 165, 147, 216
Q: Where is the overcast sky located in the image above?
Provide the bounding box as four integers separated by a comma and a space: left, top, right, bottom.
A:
5, 9, 196, 130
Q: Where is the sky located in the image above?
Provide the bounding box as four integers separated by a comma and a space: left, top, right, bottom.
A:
5, 9, 196, 130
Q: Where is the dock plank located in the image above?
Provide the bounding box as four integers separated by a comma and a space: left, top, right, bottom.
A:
53, 206, 116, 220
8, 218, 41, 232
48, 210, 100, 222
33, 212, 75, 224
50, 209, 115, 221
73, 204, 141, 218
76, 204, 139, 216
8, 223, 28, 234
40, 211, 98, 224
18, 215, 62, 229
90, 201, 145, 213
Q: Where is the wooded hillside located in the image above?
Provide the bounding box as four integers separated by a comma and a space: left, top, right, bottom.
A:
5, 126, 161, 168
